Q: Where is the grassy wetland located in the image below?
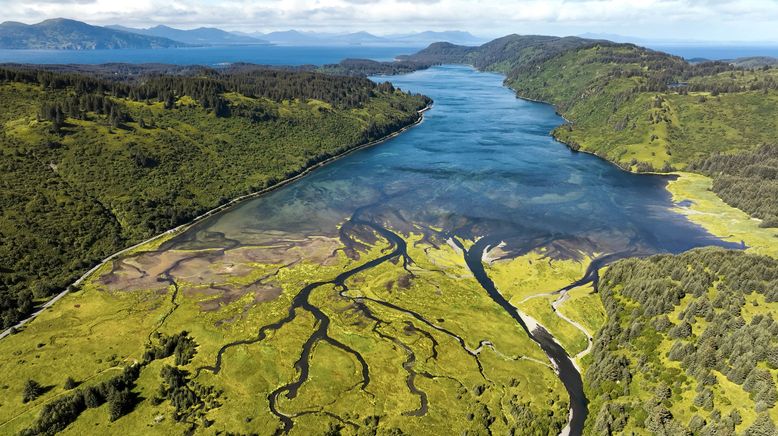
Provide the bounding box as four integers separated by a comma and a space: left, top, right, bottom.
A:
1, 63, 751, 435
0, 223, 575, 435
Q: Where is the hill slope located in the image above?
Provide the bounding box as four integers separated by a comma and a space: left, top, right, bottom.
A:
587, 248, 778, 434
0, 18, 187, 49
107, 24, 268, 45
402, 35, 778, 226
0, 64, 429, 329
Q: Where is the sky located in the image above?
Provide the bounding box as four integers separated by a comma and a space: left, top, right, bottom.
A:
2, 0, 778, 42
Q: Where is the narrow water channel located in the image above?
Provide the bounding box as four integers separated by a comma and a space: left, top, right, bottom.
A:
163, 65, 738, 434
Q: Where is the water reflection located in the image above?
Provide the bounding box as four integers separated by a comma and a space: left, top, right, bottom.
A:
178, 65, 736, 257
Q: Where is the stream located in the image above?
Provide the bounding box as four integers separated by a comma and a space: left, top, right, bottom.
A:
156, 65, 738, 434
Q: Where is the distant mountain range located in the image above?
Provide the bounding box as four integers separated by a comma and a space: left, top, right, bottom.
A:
107, 24, 268, 45
0, 18, 186, 49
729, 56, 778, 68
390, 31, 485, 45
246, 29, 486, 46
0, 18, 486, 50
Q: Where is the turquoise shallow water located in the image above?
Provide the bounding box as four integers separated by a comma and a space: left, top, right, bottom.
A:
158, 64, 738, 434
188, 64, 736, 257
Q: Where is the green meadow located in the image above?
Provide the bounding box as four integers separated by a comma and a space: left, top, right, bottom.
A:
0, 228, 594, 435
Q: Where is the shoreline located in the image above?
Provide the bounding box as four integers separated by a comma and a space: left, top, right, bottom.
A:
513, 91, 676, 178
666, 172, 778, 258
507, 82, 761, 247
523, 86, 774, 257
0, 103, 432, 341
445, 64, 770, 434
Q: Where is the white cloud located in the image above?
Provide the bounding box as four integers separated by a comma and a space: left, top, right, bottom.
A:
1, 0, 778, 41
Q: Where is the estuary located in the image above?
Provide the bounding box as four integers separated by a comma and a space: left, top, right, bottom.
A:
136, 65, 738, 434
4, 64, 743, 435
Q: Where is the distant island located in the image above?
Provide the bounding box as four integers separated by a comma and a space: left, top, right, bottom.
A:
0, 18, 186, 49
0, 18, 486, 50
249, 29, 485, 46
106, 24, 269, 46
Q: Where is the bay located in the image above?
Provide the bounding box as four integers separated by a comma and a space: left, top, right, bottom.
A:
191, 64, 736, 257
159, 64, 737, 434
0, 44, 423, 65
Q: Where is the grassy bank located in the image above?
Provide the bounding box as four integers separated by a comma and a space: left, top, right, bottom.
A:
0, 230, 573, 435
667, 172, 778, 257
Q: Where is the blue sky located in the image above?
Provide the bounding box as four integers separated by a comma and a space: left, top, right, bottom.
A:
2, 0, 778, 42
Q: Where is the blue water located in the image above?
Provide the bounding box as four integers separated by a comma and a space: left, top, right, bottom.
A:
648, 44, 778, 60
0, 44, 423, 66
98, 65, 738, 434
184, 65, 736, 258
3, 42, 775, 66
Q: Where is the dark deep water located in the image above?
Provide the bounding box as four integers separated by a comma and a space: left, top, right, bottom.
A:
0, 45, 422, 66
168, 65, 739, 434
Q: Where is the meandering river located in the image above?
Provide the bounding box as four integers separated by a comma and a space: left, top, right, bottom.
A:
162, 65, 737, 434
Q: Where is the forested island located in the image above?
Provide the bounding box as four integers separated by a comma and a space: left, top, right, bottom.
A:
0, 64, 430, 330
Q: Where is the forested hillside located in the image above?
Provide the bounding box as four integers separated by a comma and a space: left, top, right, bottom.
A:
0, 18, 186, 49
319, 58, 433, 77
0, 65, 430, 329
689, 144, 778, 227
401, 35, 604, 72
401, 35, 778, 227
505, 45, 778, 172
405, 35, 778, 168
399, 35, 778, 434
586, 248, 778, 434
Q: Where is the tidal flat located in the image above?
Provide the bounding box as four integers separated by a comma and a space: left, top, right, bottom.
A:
0, 65, 742, 435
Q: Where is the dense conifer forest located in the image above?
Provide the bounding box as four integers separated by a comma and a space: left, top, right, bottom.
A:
0, 65, 429, 329
689, 144, 778, 227
319, 58, 433, 77
586, 248, 778, 435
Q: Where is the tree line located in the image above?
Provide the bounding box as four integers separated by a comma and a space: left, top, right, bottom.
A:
20, 331, 200, 434
320, 58, 433, 77
20, 364, 141, 435
0, 66, 429, 330
586, 248, 778, 435
689, 143, 778, 227
0, 64, 403, 111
